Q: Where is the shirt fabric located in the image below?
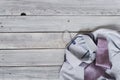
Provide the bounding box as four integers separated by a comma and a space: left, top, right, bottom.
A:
59, 29, 120, 80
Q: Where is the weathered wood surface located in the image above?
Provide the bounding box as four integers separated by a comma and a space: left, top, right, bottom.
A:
0, 16, 120, 32
1, 0, 120, 80
0, 0, 120, 15
0, 49, 63, 79
0, 33, 76, 49
0, 49, 64, 66
0, 66, 60, 80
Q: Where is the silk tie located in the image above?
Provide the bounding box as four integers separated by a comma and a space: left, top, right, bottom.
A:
84, 37, 115, 80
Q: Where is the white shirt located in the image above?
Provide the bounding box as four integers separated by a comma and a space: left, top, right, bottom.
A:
60, 29, 120, 80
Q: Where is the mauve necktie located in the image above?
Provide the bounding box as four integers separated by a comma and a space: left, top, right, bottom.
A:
84, 37, 115, 80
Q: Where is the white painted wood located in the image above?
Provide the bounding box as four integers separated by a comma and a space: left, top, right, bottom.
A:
0, 49, 64, 66
0, 16, 120, 32
0, 66, 60, 80
1, 0, 120, 79
0, 0, 120, 15
0, 33, 76, 49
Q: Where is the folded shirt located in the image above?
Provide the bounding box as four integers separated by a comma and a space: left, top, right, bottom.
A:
60, 29, 120, 80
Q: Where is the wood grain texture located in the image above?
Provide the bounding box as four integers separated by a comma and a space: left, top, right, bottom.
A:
0, 16, 120, 32
1, 0, 120, 79
0, 33, 76, 49
0, 49, 64, 66
0, 0, 120, 15
0, 66, 60, 80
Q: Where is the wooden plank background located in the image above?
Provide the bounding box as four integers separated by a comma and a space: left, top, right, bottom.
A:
1, 0, 120, 80
0, 16, 120, 32
0, 0, 120, 16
